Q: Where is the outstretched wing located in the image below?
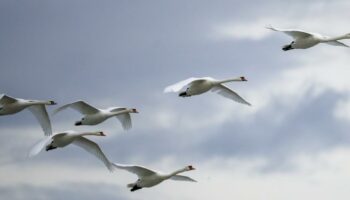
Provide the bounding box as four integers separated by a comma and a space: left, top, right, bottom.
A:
53, 101, 99, 115
112, 163, 157, 178
0, 94, 17, 105
324, 40, 349, 47
28, 105, 53, 136
170, 175, 197, 182
28, 136, 53, 157
164, 77, 201, 93
109, 107, 132, 130
73, 137, 113, 172
211, 85, 251, 106
116, 113, 132, 130
266, 25, 314, 40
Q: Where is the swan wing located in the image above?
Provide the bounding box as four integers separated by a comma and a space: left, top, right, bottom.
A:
53, 101, 99, 115
28, 105, 53, 136
28, 136, 53, 157
115, 113, 132, 130
170, 175, 197, 182
108, 107, 132, 130
112, 163, 157, 178
73, 137, 113, 172
324, 40, 349, 47
266, 25, 314, 39
0, 94, 17, 105
164, 77, 201, 93
212, 85, 251, 106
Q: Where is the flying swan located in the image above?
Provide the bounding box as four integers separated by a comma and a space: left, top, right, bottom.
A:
164, 76, 251, 105
0, 94, 55, 136
112, 163, 196, 191
266, 25, 350, 51
53, 101, 138, 130
29, 130, 114, 171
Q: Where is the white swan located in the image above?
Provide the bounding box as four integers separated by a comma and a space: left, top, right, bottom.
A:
266, 25, 350, 51
0, 94, 56, 136
53, 101, 138, 130
164, 76, 251, 105
112, 163, 196, 191
29, 130, 113, 171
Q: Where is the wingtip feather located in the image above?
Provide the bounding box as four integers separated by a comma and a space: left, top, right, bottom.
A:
164, 87, 173, 93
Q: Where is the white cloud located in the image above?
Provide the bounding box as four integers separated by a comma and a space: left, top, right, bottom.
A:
211, 1, 350, 41
3, 147, 350, 200
212, 20, 272, 40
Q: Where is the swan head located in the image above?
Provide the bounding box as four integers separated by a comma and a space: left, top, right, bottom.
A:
49, 101, 57, 105
185, 165, 196, 171
240, 76, 247, 81
131, 108, 139, 113
98, 131, 106, 136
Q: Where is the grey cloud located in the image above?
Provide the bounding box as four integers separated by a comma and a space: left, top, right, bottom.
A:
198, 89, 350, 169
0, 183, 129, 200
1, 2, 350, 200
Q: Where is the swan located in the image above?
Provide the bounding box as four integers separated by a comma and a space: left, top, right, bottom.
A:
29, 130, 114, 171
112, 163, 196, 191
53, 101, 138, 130
266, 25, 350, 51
0, 94, 56, 136
164, 76, 251, 105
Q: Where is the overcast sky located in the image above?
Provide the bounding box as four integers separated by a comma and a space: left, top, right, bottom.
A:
2, 0, 350, 199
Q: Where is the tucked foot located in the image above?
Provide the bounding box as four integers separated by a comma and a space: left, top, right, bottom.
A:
282, 44, 293, 51
179, 92, 190, 97
130, 185, 142, 192
75, 121, 82, 126
45, 145, 57, 151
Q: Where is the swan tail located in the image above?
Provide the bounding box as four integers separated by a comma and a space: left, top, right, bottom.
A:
127, 183, 135, 188
265, 24, 277, 31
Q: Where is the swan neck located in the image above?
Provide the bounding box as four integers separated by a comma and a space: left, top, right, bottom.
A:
217, 77, 241, 84
111, 109, 129, 116
322, 34, 350, 42
77, 132, 101, 137
165, 168, 187, 179
27, 100, 52, 105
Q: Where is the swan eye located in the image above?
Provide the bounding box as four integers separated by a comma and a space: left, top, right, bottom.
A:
82, 118, 85, 121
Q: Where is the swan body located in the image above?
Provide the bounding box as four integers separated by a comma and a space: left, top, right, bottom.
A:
112, 163, 196, 191
0, 94, 56, 136
164, 76, 251, 105
53, 101, 138, 130
29, 130, 113, 171
266, 25, 350, 51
